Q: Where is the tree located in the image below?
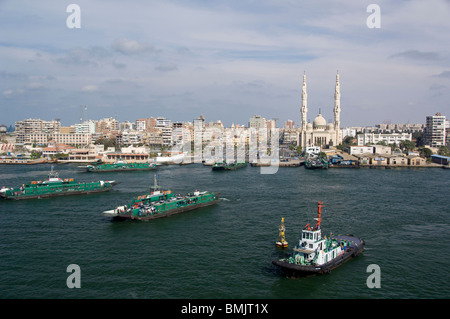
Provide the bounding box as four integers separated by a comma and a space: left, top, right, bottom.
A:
419, 147, 432, 159
399, 140, 416, 154
438, 146, 450, 157
412, 131, 424, 147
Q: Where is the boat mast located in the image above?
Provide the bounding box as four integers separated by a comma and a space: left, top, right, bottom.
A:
150, 174, 160, 193
314, 201, 324, 230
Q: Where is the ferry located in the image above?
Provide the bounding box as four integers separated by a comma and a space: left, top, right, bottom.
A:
0, 167, 117, 200
272, 202, 364, 276
212, 161, 247, 171
102, 175, 219, 221
81, 160, 157, 172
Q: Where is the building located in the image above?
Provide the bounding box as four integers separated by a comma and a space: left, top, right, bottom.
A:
15, 118, 61, 144
299, 72, 342, 148
249, 115, 267, 130
97, 117, 119, 133
347, 146, 374, 155
424, 113, 446, 147
136, 119, 147, 131
357, 132, 412, 146
431, 154, 450, 165
285, 120, 295, 130
42, 142, 76, 158
75, 120, 96, 134
155, 117, 172, 146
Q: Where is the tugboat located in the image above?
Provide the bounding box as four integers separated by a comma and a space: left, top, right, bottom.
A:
102, 175, 219, 221
81, 160, 157, 172
305, 155, 328, 169
276, 217, 288, 248
212, 161, 247, 171
272, 202, 364, 276
0, 167, 117, 200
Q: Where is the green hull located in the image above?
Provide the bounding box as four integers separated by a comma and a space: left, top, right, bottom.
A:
305, 158, 328, 169
1, 180, 116, 200
212, 162, 247, 170
103, 190, 219, 221
86, 162, 157, 172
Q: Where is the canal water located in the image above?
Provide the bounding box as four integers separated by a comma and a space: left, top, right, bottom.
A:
0, 163, 449, 299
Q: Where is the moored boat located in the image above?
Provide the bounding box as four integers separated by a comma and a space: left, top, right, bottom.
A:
272, 202, 364, 276
305, 155, 328, 169
102, 175, 219, 221
81, 160, 157, 172
212, 161, 247, 171
0, 167, 117, 200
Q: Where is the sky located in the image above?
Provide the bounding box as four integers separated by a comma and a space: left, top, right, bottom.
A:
0, 0, 449, 128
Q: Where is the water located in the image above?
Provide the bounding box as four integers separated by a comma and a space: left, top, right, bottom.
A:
0, 163, 449, 299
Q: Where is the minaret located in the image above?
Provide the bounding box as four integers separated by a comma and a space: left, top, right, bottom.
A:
301, 71, 308, 132
334, 71, 341, 144
300, 71, 308, 148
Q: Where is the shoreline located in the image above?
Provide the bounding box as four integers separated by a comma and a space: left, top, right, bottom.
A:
1, 158, 447, 169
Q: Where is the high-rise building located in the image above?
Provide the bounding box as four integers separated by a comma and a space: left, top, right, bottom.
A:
15, 118, 61, 144
424, 113, 446, 147
248, 115, 267, 130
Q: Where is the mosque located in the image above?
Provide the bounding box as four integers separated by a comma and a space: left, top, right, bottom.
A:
298, 72, 342, 148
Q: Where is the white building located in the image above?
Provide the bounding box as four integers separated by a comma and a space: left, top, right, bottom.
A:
348, 146, 374, 155
424, 113, 446, 147
75, 120, 96, 134
357, 132, 412, 146
15, 118, 61, 144
156, 117, 172, 146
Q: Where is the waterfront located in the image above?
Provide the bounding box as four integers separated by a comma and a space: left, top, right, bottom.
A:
0, 163, 449, 299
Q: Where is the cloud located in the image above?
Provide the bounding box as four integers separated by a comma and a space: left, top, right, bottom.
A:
56, 47, 109, 66
389, 50, 441, 61
111, 38, 156, 55
433, 70, 450, 78
81, 85, 98, 92
154, 63, 178, 72
429, 84, 447, 90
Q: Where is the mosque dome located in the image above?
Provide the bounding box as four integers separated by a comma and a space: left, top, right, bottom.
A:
313, 113, 327, 129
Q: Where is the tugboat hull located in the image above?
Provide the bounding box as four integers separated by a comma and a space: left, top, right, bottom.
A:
273, 235, 365, 276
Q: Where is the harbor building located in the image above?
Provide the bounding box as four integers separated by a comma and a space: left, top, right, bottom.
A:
424, 113, 447, 147
299, 72, 342, 148
357, 132, 412, 146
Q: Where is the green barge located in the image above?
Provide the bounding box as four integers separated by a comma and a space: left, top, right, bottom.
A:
0, 168, 117, 200
212, 161, 247, 171
82, 161, 157, 172
102, 176, 219, 221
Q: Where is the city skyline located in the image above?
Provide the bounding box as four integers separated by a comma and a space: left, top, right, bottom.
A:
1, 1, 450, 127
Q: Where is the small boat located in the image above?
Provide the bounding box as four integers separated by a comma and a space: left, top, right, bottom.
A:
305, 155, 328, 169
276, 217, 288, 248
272, 202, 364, 276
0, 167, 117, 200
212, 161, 247, 171
81, 160, 157, 172
102, 175, 219, 221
